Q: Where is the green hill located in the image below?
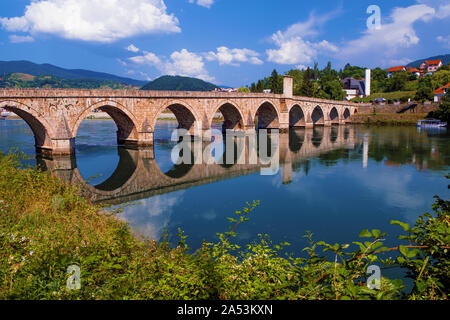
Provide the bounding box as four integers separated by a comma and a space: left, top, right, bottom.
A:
141, 75, 219, 91
406, 54, 450, 68
0, 60, 146, 87
0, 73, 137, 90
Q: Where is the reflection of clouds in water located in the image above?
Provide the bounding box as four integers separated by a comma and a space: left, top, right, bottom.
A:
350, 168, 428, 222
270, 171, 283, 188
119, 191, 185, 240
199, 210, 217, 221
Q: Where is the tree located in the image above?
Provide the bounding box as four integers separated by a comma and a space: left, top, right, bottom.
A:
270, 69, 282, 94
238, 87, 250, 93
313, 62, 320, 80
385, 71, 408, 92
256, 80, 264, 93
431, 70, 450, 90
428, 93, 450, 122
415, 86, 434, 102
415, 75, 434, 102
319, 79, 345, 101
287, 69, 304, 96
300, 67, 316, 97
250, 82, 256, 92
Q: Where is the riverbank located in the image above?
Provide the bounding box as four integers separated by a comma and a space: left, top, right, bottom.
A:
350, 113, 428, 126
0, 152, 448, 300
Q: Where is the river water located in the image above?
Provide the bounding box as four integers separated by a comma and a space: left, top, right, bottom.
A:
1, 119, 449, 261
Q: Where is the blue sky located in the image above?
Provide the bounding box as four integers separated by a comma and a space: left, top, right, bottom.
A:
0, 0, 449, 87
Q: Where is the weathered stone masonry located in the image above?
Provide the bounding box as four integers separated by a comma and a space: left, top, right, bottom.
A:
0, 76, 357, 155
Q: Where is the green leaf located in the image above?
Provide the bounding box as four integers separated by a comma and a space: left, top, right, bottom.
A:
371, 229, 381, 238
390, 220, 410, 232
359, 229, 372, 238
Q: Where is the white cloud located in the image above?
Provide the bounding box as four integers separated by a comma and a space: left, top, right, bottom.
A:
267, 36, 338, 65
188, 0, 214, 8
9, 34, 34, 43
266, 12, 339, 65
296, 65, 308, 70
0, 0, 180, 43
126, 44, 140, 53
129, 51, 162, 65
165, 49, 214, 81
437, 35, 450, 48
129, 49, 214, 82
435, 4, 450, 18
338, 4, 435, 67
205, 47, 263, 66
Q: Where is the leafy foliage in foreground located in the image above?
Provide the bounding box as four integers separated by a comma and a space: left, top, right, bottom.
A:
0, 152, 448, 300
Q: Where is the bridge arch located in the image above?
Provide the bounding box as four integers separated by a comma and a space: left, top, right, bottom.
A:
311, 106, 325, 125
212, 101, 245, 132
73, 100, 140, 145
329, 107, 339, 125
154, 100, 201, 133
289, 104, 306, 127
0, 100, 54, 152
255, 101, 279, 129
343, 108, 351, 121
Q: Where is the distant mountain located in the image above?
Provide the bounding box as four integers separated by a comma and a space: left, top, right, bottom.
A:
0, 73, 137, 90
0, 60, 147, 87
141, 75, 219, 91
406, 54, 450, 68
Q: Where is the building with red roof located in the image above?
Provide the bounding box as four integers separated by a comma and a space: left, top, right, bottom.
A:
434, 83, 449, 103
420, 60, 443, 75
387, 66, 406, 78
406, 67, 421, 77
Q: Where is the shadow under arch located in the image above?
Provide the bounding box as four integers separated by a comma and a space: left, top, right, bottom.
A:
74, 103, 139, 146
213, 102, 244, 133
1, 101, 53, 153
289, 105, 306, 127
311, 106, 325, 126
330, 107, 339, 125
156, 102, 199, 132
343, 108, 351, 120
255, 101, 279, 129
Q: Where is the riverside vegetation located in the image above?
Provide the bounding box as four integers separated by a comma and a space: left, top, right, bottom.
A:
0, 152, 448, 300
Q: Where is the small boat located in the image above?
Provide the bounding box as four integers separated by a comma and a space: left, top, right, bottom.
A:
417, 119, 447, 128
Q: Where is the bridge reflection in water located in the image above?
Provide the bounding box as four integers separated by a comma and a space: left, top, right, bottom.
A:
38, 126, 359, 205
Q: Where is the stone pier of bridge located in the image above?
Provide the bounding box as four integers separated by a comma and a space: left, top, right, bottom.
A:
0, 76, 357, 156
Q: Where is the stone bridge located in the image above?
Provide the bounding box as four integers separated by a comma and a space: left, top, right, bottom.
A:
0, 76, 357, 155
39, 126, 359, 204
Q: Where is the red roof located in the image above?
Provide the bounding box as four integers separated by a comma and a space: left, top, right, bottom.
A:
406, 67, 420, 72
388, 66, 406, 72
425, 60, 442, 66
434, 83, 450, 95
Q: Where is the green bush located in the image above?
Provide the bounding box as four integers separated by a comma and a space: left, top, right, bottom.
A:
0, 152, 448, 300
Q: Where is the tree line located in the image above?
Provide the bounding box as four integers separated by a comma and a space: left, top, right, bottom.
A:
242, 62, 450, 103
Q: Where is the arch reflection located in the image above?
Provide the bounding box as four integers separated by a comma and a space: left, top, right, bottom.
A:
40, 127, 358, 205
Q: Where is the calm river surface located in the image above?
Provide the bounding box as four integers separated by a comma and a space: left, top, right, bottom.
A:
1, 119, 449, 261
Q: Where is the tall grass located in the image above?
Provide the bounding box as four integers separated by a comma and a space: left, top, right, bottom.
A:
0, 152, 448, 300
